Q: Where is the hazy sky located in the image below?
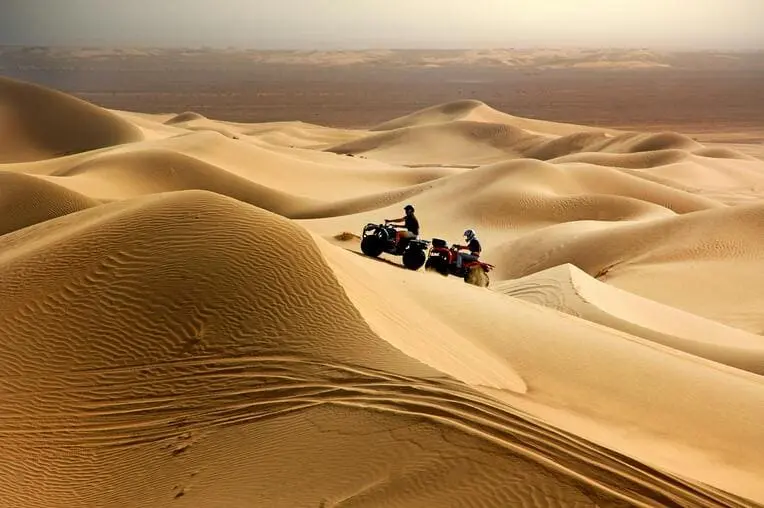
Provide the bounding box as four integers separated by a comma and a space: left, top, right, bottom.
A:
3, 0, 763, 50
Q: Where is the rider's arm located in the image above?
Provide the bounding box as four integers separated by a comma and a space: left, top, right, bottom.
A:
385, 216, 405, 223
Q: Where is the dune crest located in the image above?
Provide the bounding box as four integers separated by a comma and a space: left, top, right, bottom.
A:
2, 76, 764, 506
164, 111, 208, 124
370, 99, 620, 137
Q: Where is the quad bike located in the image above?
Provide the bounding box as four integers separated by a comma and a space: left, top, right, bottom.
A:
360, 223, 430, 270
424, 238, 494, 287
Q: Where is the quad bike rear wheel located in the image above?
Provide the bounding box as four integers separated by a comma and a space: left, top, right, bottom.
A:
402, 248, 426, 270
360, 235, 384, 257
425, 255, 449, 276
464, 266, 490, 288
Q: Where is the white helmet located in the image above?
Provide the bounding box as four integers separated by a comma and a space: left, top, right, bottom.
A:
464, 229, 476, 241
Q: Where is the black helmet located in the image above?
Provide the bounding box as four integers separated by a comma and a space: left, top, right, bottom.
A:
404, 204, 415, 213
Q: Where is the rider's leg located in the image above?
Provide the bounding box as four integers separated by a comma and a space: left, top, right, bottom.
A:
458, 253, 477, 269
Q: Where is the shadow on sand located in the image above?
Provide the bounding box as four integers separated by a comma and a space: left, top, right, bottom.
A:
346, 248, 412, 271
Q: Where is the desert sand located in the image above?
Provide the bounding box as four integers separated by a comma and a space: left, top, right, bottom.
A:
1, 74, 764, 507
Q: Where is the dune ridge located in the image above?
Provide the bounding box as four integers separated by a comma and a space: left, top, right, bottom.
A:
369, 98, 622, 137
1, 76, 764, 507
329, 108, 758, 171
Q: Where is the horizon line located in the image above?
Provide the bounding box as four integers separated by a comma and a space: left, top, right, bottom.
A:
2, 43, 763, 53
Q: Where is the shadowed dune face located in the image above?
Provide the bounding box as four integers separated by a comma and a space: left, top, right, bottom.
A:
2, 76, 764, 507
164, 111, 207, 124
0, 171, 101, 236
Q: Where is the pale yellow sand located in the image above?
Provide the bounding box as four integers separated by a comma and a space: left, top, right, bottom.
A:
1, 76, 763, 507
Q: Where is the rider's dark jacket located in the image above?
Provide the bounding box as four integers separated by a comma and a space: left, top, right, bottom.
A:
467, 238, 481, 256
405, 214, 420, 235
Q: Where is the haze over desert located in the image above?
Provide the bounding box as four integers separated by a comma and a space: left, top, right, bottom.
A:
2, 9, 764, 506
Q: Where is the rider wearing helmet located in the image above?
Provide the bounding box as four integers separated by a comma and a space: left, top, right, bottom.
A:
385, 204, 420, 246
454, 229, 481, 269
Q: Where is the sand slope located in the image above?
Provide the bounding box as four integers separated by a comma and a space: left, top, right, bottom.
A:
494, 263, 764, 375
319, 237, 764, 506
2, 76, 764, 507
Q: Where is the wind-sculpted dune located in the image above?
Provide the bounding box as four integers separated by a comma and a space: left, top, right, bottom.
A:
494, 263, 764, 376
2, 76, 763, 507
0, 76, 143, 163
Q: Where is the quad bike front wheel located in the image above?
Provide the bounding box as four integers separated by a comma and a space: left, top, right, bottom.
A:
360, 235, 384, 257
402, 248, 426, 270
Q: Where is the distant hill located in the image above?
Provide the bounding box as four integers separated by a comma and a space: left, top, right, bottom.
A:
2, 46, 763, 71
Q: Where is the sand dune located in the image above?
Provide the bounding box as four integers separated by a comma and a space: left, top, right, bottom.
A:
0, 77, 143, 163
0, 128, 452, 221
319, 238, 764, 506
494, 263, 764, 375
0, 171, 100, 236
494, 201, 764, 332
164, 111, 208, 124
0, 190, 760, 507
370, 99, 621, 137
331, 109, 758, 172
212, 120, 368, 150
591, 130, 703, 153
327, 120, 537, 165
2, 76, 764, 507
299, 157, 723, 248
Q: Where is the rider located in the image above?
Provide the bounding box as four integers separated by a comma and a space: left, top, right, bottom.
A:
385, 204, 419, 247
454, 229, 481, 269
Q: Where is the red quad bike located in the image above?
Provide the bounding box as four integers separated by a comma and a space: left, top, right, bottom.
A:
424, 238, 494, 287
360, 223, 430, 270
